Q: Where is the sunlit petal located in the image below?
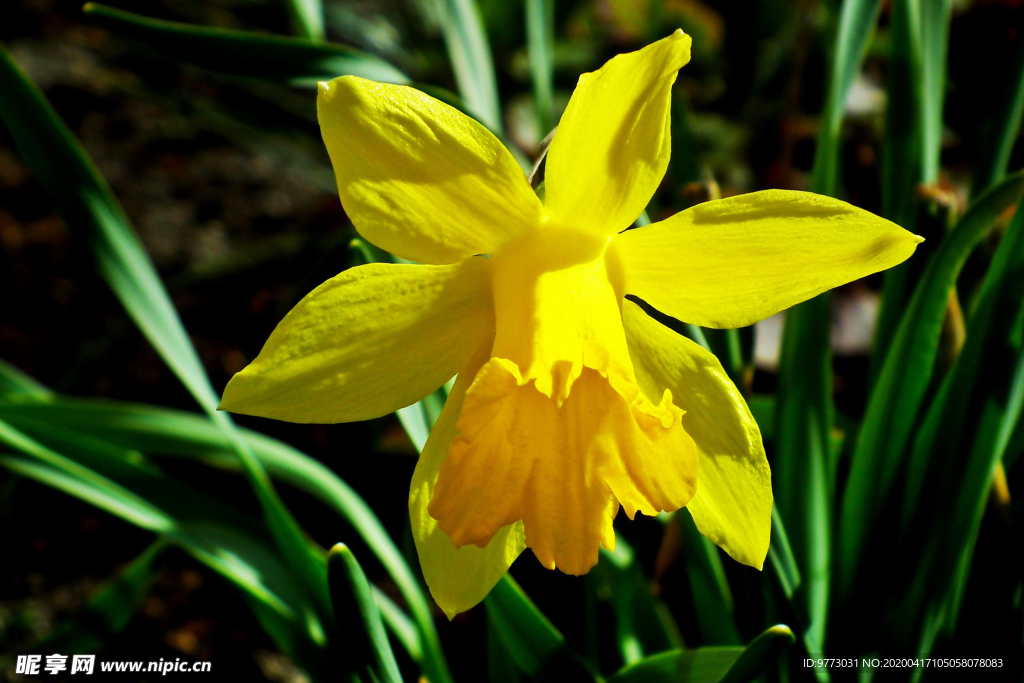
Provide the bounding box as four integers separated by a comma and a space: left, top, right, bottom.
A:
544, 30, 691, 235
221, 260, 493, 423
409, 346, 526, 619
318, 77, 545, 264
623, 300, 771, 568
615, 190, 923, 328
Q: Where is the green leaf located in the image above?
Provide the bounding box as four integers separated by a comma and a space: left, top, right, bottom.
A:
973, 29, 1024, 195
283, 0, 325, 42
838, 170, 1024, 601
678, 510, 741, 646
0, 358, 52, 400
488, 617, 524, 683
0, 395, 453, 683
810, 0, 884, 195
0, 423, 311, 624
82, 3, 408, 87
375, 589, 423, 664
593, 537, 683, 665
606, 625, 795, 683
872, 0, 927, 368
776, 0, 886, 661
895, 202, 1024, 643
0, 41, 331, 635
525, 0, 555, 134
717, 625, 796, 683
485, 575, 598, 681
766, 507, 802, 602
606, 648, 742, 683
773, 294, 832, 654
39, 542, 166, 653
328, 544, 403, 683
435, 0, 504, 135
746, 395, 775, 442
919, 0, 952, 185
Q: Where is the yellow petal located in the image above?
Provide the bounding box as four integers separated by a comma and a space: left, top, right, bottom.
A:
489, 225, 634, 403
622, 300, 771, 568
615, 190, 924, 328
220, 260, 493, 423
428, 360, 697, 576
318, 77, 545, 264
409, 346, 526, 619
544, 30, 691, 235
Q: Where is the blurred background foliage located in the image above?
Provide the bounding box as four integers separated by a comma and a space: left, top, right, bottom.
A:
1, 0, 1023, 681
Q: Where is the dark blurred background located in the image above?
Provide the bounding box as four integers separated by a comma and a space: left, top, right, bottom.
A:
2, 0, 1023, 680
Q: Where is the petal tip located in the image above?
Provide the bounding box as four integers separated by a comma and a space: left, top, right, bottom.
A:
913, 234, 925, 244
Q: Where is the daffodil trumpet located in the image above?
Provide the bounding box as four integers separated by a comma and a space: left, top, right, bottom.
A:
220, 30, 921, 618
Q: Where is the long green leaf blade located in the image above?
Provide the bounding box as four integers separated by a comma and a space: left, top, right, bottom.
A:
485, 575, 597, 681
283, 0, 325, 42
83, 3, 408, 87
328, 544, 403, 683
436, 0, 503, 134
0, 41, 330, 631
873, 0, 925, 365
919, 0, 952, 185
838, 170, 1024, 600
0, 394, 453, 683
809, 0, 884, 194
525, 0, 555, 135
974, 31, 1024, 195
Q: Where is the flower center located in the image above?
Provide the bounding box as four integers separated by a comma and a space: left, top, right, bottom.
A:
488, 223, 631, 404
426, 223, 699, 575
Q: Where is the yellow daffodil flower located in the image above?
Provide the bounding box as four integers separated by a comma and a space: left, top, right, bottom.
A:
220, 30, 921, 618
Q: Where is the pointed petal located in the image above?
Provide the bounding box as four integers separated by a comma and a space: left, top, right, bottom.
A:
409, 347, 526, 619
318, 77, 545, 264
623, 300, 772, 569
220, 260, 493, 423
544, 30, 691, 235
615, 190, 924, 328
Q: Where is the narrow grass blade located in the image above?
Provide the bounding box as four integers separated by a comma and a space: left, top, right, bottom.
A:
606, 648, 743, 683
718, 625, 796, 683
488, 617, 524, 683
594, 538, 683, 664
283, 0, 325, 41
773, 293, 832, 653
895, 204, 1024, 643
525, 0, 555, 135
809, 0, 884, 195
39, 541, 166, 653
0, 395, 453, 683
974, 33, 1024, 195
873, 0, 925, 364
485, 575, 598, 681
746, 395, 775, 442
0, 359, 52, 399
838, 171, 1024, 600
605, 625, 794, 683
919, 0, 951, 185
436, 0, 503, 134
328, 544, 403, 683
774, 0, 884, 659
0, 42, 331, 633
767, 507, 801, 602
678, 510, 741, 646
375, 589, 423, 664
0, 424, 311, 623
83, 3, 408, 87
